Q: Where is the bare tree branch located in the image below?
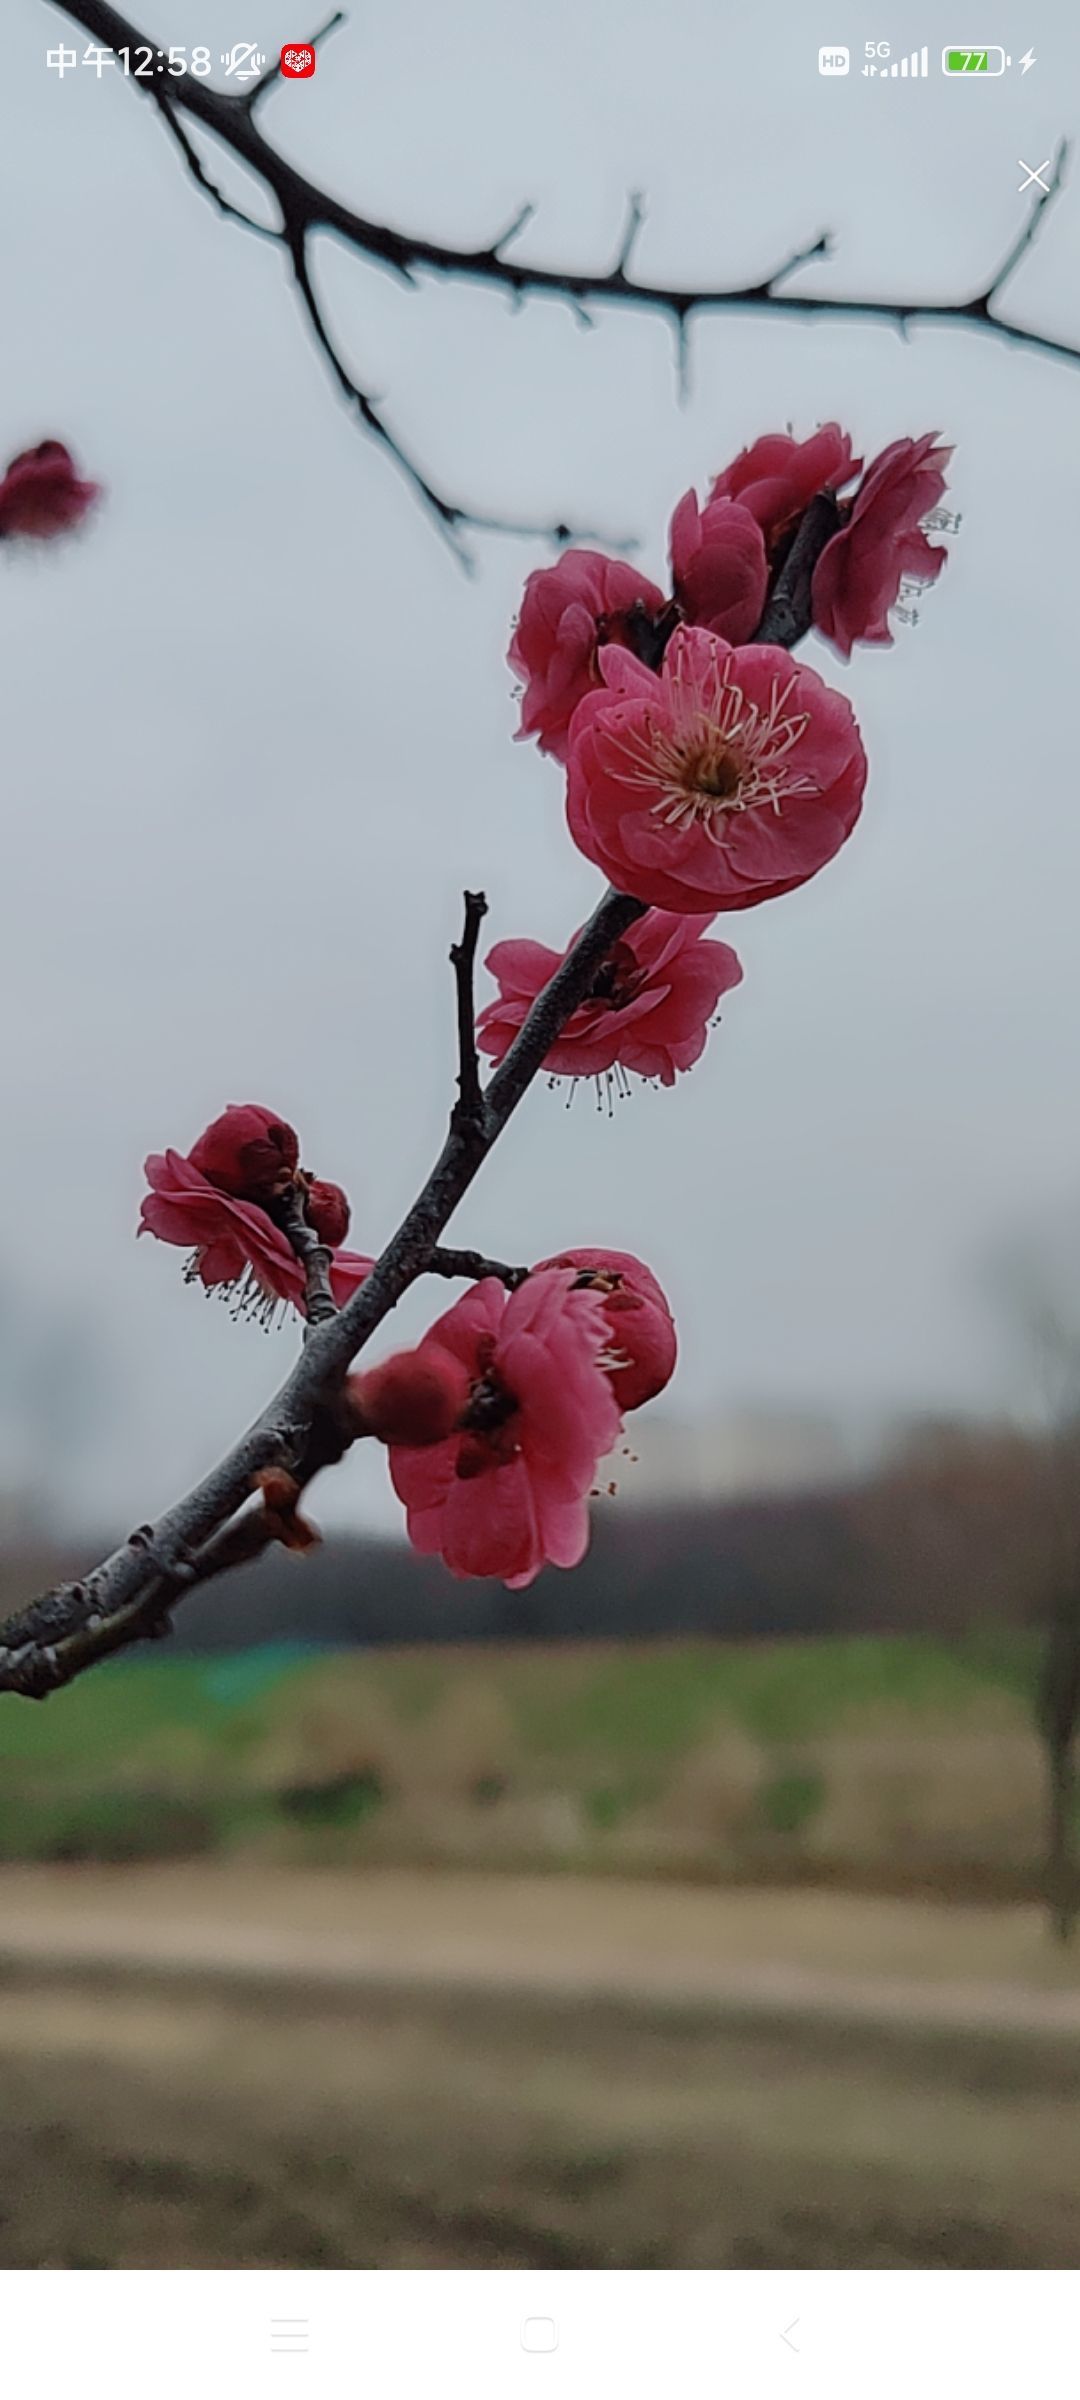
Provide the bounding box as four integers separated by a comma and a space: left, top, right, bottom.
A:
48, 0, 1076, 552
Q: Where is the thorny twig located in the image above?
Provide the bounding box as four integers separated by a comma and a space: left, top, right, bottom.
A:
49, 0, 1075, 557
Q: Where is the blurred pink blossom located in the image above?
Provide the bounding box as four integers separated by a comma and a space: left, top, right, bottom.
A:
0, 440, 101, 541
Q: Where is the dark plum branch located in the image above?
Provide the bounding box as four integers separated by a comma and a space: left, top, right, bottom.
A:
449, 891, 488, 1132
47, 0, 1074, 553
754, 492, 843, 648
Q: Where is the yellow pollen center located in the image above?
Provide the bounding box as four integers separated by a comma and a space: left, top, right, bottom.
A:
687, 744, 743, 804
604, 657, 817, 850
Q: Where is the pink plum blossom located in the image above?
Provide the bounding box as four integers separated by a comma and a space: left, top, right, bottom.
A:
668, 491, 767, 641
509, 548, 667, 762
811, 433, 953, 658
477, 909, 742, 1090
0, 440, 101, 541
388, 1271, 623, 1587
532, 1247, 677, 1411
566, 624, 866, 914
709, 424, 859, 552
139, 1148, 372, 1322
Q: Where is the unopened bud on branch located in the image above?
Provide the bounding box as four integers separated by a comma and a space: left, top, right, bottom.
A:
302, 1177, 351, 1248
189, 1105, 300, 1202
343, 1350, 471, 1447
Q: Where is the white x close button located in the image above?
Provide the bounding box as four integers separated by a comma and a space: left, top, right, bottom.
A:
1018, 158, 1052, 193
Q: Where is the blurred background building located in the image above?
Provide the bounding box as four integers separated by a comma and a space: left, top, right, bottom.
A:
614, 1405, 853, 1505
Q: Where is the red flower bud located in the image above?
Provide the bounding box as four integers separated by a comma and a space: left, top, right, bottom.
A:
303, 1177, 351, 1248
345, 1349, 471, 1447
189, 1105, 300, 1201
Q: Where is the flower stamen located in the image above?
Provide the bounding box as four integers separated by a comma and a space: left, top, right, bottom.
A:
604, 657, 815, 848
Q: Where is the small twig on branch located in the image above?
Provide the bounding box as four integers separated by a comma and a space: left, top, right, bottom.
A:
762, 233, 833, 292
613, 190, 646, 280
283, 232, 593, 565
49, 0, 1076, 553
450, 890, 488, 1128
152, 94, 273, 238
428, 1246, 527, 1289
274, 1184, 340, 1328
492, 201, 537, 256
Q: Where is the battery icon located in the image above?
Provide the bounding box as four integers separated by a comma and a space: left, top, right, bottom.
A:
942, 45, 1008, 73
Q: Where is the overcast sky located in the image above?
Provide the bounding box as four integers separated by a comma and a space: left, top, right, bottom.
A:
4, 0, 1080, 1533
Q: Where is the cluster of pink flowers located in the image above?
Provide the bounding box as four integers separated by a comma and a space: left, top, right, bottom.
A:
136, 421, 952, 1593
509, 426, 952, 768
140, 1107, 675, 1585
494, 423, 953, 1099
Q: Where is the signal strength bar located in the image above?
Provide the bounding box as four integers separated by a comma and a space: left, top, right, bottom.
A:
882, 45, 929, 76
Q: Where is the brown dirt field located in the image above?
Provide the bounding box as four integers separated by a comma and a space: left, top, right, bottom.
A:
3, 1865, 1080, 2269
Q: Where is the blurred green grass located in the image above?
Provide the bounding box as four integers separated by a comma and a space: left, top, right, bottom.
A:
0, 1629, 1047, 1888
0, 1628, 1037, 1776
